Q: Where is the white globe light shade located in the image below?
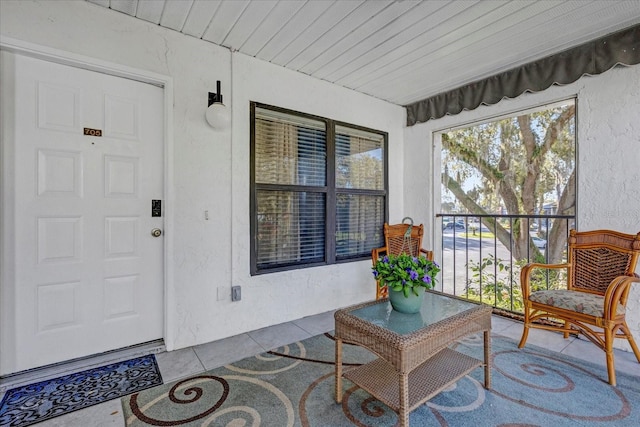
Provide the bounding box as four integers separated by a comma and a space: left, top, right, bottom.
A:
205, 102, 231, 129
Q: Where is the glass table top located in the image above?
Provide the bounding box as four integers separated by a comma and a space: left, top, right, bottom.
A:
348, 292, 481, 335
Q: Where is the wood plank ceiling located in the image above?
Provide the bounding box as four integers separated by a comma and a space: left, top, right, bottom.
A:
86, 0, 640, 106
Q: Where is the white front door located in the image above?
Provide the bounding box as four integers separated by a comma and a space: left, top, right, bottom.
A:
0, 52, 164, 374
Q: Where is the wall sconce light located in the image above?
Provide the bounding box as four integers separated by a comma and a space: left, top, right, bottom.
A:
206, 80, 230, 129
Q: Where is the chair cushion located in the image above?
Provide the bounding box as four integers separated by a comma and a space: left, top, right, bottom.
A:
529, 290, 625, 317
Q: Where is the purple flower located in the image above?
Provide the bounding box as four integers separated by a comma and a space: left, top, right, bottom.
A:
383, 255, 389, 263
423, 276, 432, 284
373, 271, 379, 278
434, 262, 440, 268
412, 257, 418, 263
409, 270, 418, 280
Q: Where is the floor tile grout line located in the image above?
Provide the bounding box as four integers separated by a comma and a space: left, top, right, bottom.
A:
248, 322, 312, 352
188, 346, 207, 378
247, 331, 270, 353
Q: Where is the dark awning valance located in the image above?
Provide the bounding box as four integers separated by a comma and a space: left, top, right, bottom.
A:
406, 24, 640, 126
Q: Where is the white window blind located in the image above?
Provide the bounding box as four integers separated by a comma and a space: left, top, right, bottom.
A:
252, 104, 387, 273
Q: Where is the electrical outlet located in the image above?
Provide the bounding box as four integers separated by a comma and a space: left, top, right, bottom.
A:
231, 286, 241, 301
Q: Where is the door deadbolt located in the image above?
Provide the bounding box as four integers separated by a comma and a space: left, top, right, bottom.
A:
151, 228, 162, 237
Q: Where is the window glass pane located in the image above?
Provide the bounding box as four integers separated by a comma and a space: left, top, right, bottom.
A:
335, 125, 384, 190
256, 190, 326, 268
251, 103, 387, 274
255, 108, 326, 186
336, 194, 385, 258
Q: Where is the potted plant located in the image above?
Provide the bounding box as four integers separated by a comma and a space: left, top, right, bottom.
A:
372, 253, 440, 313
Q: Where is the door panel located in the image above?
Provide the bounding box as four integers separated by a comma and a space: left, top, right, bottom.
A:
1, 52, 164, 374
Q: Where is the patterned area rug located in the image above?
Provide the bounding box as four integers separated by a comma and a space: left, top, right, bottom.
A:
121, 334, 640, 426
0, 354, 162, 427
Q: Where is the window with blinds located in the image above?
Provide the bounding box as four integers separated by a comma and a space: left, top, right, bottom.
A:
251, 103, 387, 274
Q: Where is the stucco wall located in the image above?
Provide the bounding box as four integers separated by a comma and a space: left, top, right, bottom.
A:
581, 65, 640, 351
404, 64, 640, 350
227, 53, 406, 338
0, 0, 405, 355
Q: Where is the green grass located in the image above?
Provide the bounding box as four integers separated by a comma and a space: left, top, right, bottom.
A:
462, 231, 496, 239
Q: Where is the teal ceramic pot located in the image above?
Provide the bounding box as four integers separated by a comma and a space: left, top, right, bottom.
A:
388, 286, 425, 314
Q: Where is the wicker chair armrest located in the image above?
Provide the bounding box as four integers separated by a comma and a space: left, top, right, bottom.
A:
419, 248, 434, 261
371, 247, 387, 265
520, 262, 570, 300
603, 275, 640, 319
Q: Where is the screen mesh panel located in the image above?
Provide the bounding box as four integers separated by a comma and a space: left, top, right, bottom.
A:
252, 104, 386, 272
336, 125, 384, 190
255, 109, 326, 186
256, 190, 326, 267
336, 194, 385, 259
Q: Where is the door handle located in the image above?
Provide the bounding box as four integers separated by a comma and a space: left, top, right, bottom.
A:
151, 228, 162, 237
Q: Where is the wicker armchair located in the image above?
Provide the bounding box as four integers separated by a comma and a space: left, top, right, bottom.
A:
519, 229, 640, 385
371, 218, 433, 300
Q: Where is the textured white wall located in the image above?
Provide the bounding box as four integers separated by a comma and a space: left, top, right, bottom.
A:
580, 65, 640, 351
0, 1, 404, 352
225, 53, 405, 342
404, 64, 640, 350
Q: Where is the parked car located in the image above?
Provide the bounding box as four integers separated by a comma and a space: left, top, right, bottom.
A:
443, 222, 465, 231
531, 236, 547, 249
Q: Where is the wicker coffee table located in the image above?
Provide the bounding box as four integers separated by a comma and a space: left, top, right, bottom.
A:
334, 291, 492, 426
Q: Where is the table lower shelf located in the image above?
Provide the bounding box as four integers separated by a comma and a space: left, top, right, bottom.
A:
343, 347, 484, 412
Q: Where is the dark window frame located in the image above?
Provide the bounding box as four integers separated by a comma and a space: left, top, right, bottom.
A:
250, 102, 389, 275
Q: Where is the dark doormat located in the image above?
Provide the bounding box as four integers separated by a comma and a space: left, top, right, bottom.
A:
0, 354, 162, 427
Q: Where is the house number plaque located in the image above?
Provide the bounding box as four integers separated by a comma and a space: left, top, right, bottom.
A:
84, 127, 102, 137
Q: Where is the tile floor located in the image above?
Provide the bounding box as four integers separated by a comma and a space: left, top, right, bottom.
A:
2, 311, 639, 427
